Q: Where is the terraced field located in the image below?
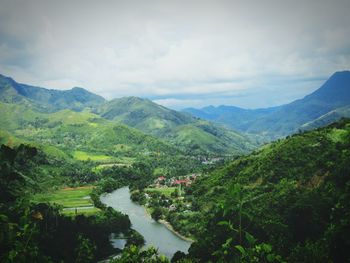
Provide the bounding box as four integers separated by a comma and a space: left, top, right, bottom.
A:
32, 186, 100, 216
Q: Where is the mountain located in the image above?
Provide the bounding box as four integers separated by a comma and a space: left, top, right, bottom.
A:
185, 105, 280, 132
300, 105, 350, 131
0, 101, 178, 163
0, 74, 256, 155
186, 119, 350, 262
184, 71, 350, 140
0, 74, 105, 112
95, 97, 256, 155
96, 96, 194, 135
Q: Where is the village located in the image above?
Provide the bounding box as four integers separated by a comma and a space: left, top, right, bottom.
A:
152, 173, 200, 188
130, 173, 202, 238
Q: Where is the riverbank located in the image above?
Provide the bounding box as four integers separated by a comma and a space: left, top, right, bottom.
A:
100, 187, 192, 259
158, 219, 194, 243
143, 206, 194, 243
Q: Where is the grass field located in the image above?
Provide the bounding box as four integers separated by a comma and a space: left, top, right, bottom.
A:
61, 207, 101, 216
145, 187, 177, 197
72, 150, 113, 162
32, 186, 100, 216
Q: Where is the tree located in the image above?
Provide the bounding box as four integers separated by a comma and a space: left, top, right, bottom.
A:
112, 245, 169, 263
75, 234, 96, 263
151, 207, 163, 221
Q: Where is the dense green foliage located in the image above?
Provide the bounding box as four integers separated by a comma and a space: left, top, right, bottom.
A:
111, 245, 170, 263
183, 119, 350, 262
0, 144, 134, 262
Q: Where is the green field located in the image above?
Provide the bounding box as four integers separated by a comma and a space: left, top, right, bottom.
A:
61, 207, 101, 216
72, 150, 113, 162
145, 187, 177, 197
94, 156, 135, 170
32, 186, 100, 216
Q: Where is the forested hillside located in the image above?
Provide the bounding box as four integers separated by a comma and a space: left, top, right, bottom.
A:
180, 119, 350, 262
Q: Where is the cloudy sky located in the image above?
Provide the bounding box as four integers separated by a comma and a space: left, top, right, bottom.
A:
0, 0, 349, 109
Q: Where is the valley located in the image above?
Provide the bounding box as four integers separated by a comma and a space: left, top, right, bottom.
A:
1, 1, 349, 262
1, 72, 350, 263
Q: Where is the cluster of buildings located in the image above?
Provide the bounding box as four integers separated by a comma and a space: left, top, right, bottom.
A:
152, 173, 200, 188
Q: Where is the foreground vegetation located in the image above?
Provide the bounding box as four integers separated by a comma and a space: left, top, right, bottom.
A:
179, 119, 350, 262
0, 144, 135, 262
127, 119, 350, 262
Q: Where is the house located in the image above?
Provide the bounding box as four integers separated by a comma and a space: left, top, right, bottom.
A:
154, 176, 167, 188
173, 179, 191, 186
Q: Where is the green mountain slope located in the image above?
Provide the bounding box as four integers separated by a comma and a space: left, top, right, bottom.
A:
95, 97, 256, 155
0, 74, 105, 112
0, 101, 177, 162
0, 74, 256, 155
186, 119, 350, 262
96, 96, 193, 132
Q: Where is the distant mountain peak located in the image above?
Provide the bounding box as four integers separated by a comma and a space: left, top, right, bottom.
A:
71, 86, 86, 91
305, 70, 350, 104
324, 70, 350, 85
332, 70, 350, 76
0, 73, 105, 112
0, 74, 12, 80
184, 71, 350, 139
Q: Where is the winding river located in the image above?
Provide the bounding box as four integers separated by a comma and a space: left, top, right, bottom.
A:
100, 187, 192, 259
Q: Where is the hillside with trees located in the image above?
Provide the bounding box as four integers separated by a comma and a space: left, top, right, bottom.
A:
179, 119, 350, 262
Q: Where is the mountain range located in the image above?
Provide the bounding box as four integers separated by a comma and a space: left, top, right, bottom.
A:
184, 71, 350, 140
1, 71, 349, 262
94, 96, 255, 154
1, 71, 349, 155
0, 74, 255, 155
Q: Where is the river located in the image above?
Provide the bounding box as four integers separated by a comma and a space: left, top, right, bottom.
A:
100, 187, 192, 259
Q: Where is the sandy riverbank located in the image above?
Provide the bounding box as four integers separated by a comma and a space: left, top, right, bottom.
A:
158, 219, 194, 243
143, 206, 194, 243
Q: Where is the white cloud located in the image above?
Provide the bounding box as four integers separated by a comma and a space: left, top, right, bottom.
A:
0, 0, 349, 108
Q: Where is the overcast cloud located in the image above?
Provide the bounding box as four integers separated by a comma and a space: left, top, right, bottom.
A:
0, 0, 349, 109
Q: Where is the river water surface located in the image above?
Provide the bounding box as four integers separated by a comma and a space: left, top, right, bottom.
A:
100, 187, 192, 259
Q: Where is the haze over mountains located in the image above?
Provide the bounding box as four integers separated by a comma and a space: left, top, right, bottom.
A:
184, 71, 350, 140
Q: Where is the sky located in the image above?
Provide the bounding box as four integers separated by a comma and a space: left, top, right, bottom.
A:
0, 0, 349, 109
